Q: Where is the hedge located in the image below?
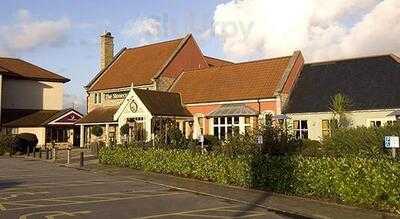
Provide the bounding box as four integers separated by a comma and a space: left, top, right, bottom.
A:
99, 147, 400, 213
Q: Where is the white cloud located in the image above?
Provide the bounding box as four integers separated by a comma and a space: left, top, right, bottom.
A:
63, 93, 86, 114
213, 0, 400, 62
122, 17, 162, 45
0, 9, 71, 56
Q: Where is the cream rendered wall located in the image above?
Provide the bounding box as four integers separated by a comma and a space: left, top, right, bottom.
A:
16, 127, 46, 146
2, 79, 63, 110
287, 109, 399, 141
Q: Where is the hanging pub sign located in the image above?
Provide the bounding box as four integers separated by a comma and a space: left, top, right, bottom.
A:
384, 136, 399, 148
105, 91, 129, 100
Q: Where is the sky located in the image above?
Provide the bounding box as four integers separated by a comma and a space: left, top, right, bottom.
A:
0, 0, 399, 113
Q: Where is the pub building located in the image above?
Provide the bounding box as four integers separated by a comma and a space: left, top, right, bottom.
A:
77, 32, 400, 145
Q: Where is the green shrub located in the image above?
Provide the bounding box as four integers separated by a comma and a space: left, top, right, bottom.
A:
298, 139, 325, 157
99, 147, 400, 213
91, 125, 103, 138
0, 134, 14, 155
323, 124, 400, 158
120, 124, 129, 136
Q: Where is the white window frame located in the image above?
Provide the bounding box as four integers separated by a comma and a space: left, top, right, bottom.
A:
213, 116, 240, 140
293, 120, 308, 139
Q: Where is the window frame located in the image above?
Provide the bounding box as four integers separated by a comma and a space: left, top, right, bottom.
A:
213, 116, 240, 140
293, 120, 308, 139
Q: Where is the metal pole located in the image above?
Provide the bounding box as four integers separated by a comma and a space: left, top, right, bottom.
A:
26, 146, 30, 157
67, 149, 71, 165
80, 152, 84, 167
392, 148, 396, 158
39, 149, 42, 159
46, 148, 49, 159
33, 148, 36, 158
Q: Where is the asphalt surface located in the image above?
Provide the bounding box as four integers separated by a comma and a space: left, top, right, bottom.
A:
0, 157, 292, 219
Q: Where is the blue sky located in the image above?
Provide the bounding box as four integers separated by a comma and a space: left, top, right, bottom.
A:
0, 0, 229, 112
0, 0, 399, 113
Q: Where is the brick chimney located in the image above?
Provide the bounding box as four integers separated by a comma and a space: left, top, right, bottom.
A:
100, 31, 114, 69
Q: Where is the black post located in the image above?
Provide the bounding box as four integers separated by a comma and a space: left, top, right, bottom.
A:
46, 148, 49, 159
80, 152, 84, 167
27, 146, 30, 157
33, 148, 36, 158
39, 149, 42, 159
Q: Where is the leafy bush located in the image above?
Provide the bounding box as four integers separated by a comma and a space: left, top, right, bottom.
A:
120, 124, 129, 136
323, 124, 400, 158
0, 134, 14, 155
297, 139, 325, 157
91, 125, 103, 138
203, 135, 220, 150
99, 147, 400, 213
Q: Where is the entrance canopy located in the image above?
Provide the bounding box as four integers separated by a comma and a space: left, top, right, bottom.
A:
208, 104, 258, 117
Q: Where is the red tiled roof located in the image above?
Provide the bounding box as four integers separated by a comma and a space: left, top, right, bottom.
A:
0, 57, 69, 83
171, 54, 297, 104
88, 37, 187, 91
75, 106, 119, 124
204, 56, 233, 67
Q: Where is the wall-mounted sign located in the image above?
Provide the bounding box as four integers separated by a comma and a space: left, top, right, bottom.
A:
105, 91, 129, 100
130, 101, 138, 113
257, 135, 263, 144
384, 136, 399, 148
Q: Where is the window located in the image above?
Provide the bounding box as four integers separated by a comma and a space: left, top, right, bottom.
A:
213, 116, 240, 140
94, 93, 98, 104
321, 120, 331, 138
198, 117, 204, 135
293, 120, 308, 139
244, 116, 251, 134
370, 120, 382, 128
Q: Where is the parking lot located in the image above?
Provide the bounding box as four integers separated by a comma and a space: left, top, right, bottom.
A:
0, 157, 291, 219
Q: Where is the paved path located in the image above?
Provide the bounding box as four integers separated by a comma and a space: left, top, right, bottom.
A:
0, 157, 291, 219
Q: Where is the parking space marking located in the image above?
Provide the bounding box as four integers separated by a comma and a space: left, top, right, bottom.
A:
19, 210, 91, 219
0, 179, 142, 192
133, 205, 241, 219
0, 192, 50, 200
1, 190, 184, 211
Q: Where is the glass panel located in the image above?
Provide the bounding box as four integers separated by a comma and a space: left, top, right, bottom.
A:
227, 117, 232, 125
214, 118, 219, 125
234, 116, 239, 124
227, 126, 233, 136
214, 127, 219, 138
301, 120, 308, 129
220, 117, 226, 124
220, 126, 226, 139
245, 117, 251, 124
302, 130, 309, 139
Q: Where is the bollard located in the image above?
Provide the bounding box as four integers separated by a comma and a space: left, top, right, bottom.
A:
52, 148, 56, 161
33, 148, 36, 158
26, 146, 30, 157
80, 152, 84, 167
67, 149, 71, 165
39, 149, 42, 159
46, 148, 49, 159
